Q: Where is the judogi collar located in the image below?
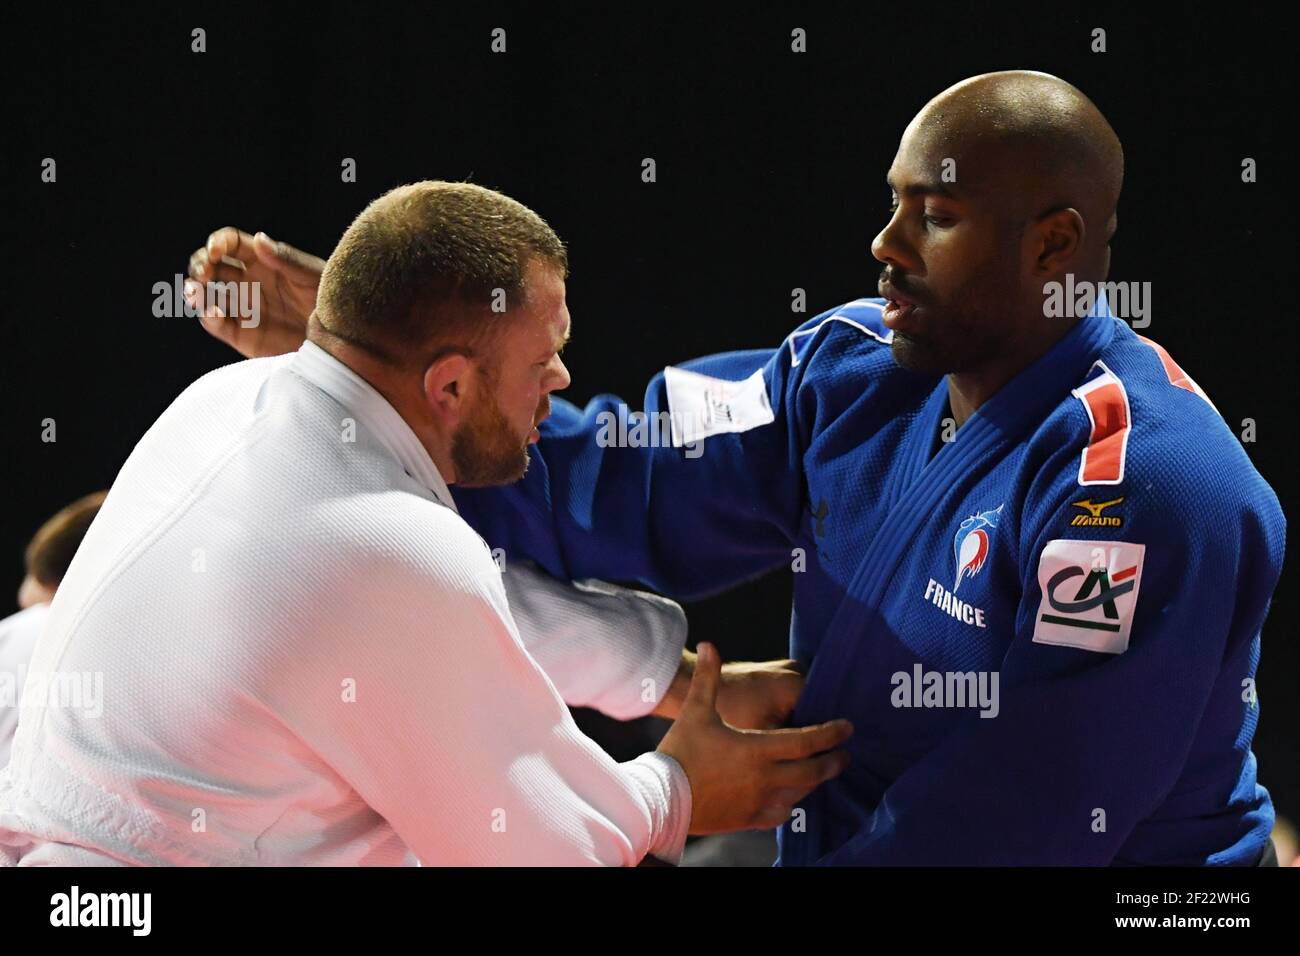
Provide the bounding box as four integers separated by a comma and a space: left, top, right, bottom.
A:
290, 341, 458, 512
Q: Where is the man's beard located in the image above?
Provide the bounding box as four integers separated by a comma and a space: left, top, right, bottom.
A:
451, 394, 534, 487
890, 314, 1008, 376
888, 274, 1015, 376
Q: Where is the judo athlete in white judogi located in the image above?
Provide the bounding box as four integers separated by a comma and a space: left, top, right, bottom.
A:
0, 492, 106, 769
0, 182, 850, 866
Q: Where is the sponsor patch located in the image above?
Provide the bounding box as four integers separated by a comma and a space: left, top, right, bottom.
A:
663, 365, 775, 446
1032, 538, 1145, 654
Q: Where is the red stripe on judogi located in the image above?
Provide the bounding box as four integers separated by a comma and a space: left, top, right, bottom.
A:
1139, 336, 1197, 395
1081, 381, 1128, 483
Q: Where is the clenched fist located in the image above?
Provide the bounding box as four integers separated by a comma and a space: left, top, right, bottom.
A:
187, 227, 323, 358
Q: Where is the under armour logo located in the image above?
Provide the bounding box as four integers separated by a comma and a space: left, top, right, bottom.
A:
812, 499, 829, 537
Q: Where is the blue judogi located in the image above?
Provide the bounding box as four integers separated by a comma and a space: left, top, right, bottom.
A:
454, 298, 1285, 865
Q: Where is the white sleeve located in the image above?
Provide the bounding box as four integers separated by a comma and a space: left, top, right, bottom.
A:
276, 517, 691, 866
500, 561, 686, 720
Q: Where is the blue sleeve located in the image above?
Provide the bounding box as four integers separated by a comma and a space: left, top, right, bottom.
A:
453, 342, 810, 601
812, 460, 1285, 866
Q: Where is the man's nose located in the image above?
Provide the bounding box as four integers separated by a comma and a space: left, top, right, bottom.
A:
547, 355, 572, 393
871, 212, 918, 271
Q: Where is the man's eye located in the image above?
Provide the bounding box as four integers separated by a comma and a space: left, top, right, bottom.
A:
888, 203, 949, 227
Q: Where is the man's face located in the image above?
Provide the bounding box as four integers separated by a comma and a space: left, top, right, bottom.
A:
871, 123, 1027, 375
451, 262, 572, 487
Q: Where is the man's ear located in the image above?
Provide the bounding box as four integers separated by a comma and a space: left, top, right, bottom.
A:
1029, 207, 1085, 275
422, 352, 473, 429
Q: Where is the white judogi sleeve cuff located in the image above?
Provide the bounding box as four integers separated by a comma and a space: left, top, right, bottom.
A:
621, 752, 692, 864
501, 562, 687, 720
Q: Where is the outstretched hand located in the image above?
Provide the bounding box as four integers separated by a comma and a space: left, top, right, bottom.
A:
186, 227, 324, 358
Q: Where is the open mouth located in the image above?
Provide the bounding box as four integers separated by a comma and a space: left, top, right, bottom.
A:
881, 298, 917, 327
879, 279, 921, 329
881, 292, 920, 329
528, 412, 547, 444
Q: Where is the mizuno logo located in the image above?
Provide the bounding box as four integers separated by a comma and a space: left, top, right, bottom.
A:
1072, 497, 1123, 518
1071, 497, 1124, 527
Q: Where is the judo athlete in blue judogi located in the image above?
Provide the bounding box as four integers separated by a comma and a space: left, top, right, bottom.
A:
455, 71, 1286, 865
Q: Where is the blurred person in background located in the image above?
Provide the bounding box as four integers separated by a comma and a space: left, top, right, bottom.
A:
0, 491, 107, 768
1269, 815, 1297, 866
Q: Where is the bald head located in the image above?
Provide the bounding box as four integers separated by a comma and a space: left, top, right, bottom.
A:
910, 70, 1124, 257
872, 71, 1125, 381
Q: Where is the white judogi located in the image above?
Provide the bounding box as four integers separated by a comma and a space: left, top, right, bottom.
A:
0, 603, 50, 769
0, 342, 690, 866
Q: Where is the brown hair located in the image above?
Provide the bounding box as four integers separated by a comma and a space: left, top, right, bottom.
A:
24, 490, 108, 588
314, 181, 568, 366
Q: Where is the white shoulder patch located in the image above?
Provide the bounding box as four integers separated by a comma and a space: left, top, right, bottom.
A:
1032, 538, 1145, 654
663, 365, 775, 446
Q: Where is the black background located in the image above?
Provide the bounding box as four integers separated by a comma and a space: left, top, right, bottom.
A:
3, 3, 1296, 827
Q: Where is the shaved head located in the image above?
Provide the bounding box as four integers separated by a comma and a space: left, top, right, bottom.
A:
873, 71, 1124, 385
912, 71, 1123, 264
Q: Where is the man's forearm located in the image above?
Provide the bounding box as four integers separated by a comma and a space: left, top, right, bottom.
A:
502, 564, 688, 720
